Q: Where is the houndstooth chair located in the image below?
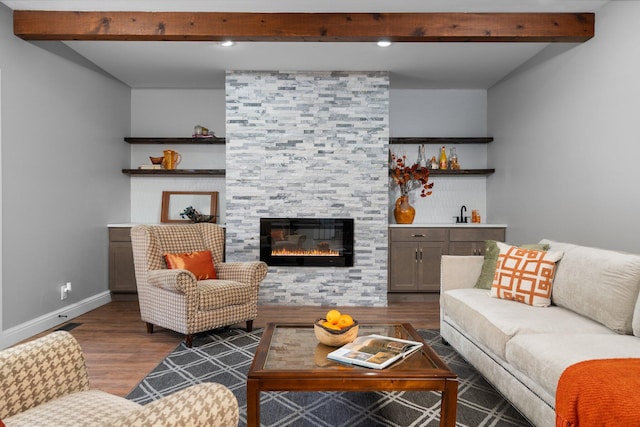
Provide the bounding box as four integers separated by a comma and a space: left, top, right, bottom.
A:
0, 331, 239, 426
130, 223, 267, 347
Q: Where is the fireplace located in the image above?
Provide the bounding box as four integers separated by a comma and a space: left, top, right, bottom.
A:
260, 218, 354, 267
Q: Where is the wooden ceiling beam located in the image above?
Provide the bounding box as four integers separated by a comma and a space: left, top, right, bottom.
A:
13, 11, 594, 43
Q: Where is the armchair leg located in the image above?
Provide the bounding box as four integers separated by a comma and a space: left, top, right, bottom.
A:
185, 334, 193, 348
246, 320, 253, 332
146, 323, 154, 334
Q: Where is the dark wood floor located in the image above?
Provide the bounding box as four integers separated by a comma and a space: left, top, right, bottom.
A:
32, 296, 440, 397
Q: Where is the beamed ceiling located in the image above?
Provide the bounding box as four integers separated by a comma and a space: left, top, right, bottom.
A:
6, 6, 599, 89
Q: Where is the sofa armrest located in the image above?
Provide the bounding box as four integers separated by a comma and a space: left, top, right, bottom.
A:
147, 269, 197, 294
440, 255, 484, 293
109, 383, 239, 427
217, 261, 268, 286
0, 331, 90, 419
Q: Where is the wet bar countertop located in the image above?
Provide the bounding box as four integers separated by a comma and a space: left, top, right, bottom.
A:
389, 223, 507, 228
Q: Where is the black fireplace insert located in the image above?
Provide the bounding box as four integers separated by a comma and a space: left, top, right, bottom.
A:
260, 218, 354, 267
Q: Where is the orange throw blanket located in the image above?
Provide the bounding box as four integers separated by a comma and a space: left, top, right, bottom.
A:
556, 358, 640, 427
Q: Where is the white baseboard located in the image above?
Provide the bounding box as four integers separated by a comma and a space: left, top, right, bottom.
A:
0, 291, 112, 349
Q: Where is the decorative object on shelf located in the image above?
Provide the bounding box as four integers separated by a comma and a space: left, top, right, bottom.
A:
389, 149, 434, 224
429, 156, 438, 170
439, 146, 448, 170
416, 144, 427, 168
160, 191, 218, 223
179, 206, 216, 223
149, 156, 164, 165
138, 155, 165, 170
449, 147, 460, 170
193, 125, 215, 138
162, 149, 181, 170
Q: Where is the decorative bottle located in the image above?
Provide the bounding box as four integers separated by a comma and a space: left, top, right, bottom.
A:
439, 146, 448, 170
449, 147, 458, 170
416, 145, 426, 168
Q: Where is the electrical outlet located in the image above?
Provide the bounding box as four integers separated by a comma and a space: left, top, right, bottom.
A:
60, 282, 72, 300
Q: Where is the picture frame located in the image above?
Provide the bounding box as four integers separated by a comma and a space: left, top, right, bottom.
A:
160, 191, 218, 223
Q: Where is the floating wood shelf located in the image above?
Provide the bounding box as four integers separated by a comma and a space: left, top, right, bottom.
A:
124, 137, 225, 145
389, 137, 493, 145
429, 169, 495, 176
122, 169, 226, 177
390, 168, 495, 176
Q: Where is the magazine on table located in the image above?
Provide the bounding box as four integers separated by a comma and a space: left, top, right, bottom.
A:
326, 334, 423, 369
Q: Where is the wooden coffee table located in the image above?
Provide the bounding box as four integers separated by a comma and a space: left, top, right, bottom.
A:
246, 323, 457, 426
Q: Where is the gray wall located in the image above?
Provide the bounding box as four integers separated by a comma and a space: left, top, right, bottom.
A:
488, 0, 640, 253
129, 89, 227, 224
0, 3, 131, 345
389, 90, 489, 223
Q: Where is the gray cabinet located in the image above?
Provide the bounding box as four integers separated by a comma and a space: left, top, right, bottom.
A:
448, 228, 505, 256
389, 226, 506, 293
109, 227, 137, 294
388, 228, 448, 292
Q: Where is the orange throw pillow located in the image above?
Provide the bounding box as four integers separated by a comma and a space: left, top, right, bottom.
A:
491, 242, 563, 307
164, 250, 217, 280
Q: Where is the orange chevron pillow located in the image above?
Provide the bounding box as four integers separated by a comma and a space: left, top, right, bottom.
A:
491, 242, 563, 307
164, 250, 217, 280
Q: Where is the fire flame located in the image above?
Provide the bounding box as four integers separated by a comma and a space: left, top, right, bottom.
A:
272, 248, 340, 257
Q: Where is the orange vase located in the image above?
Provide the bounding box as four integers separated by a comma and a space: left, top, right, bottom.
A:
394, 195, 416, 224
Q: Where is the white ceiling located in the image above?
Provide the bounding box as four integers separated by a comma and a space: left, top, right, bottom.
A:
2, 0, 610, 90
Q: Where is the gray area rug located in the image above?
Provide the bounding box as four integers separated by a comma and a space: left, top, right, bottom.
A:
127, 328, 531, 427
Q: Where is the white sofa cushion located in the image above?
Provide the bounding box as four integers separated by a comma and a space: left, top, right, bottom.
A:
442, 289, 613, 360
506, 333, 640, 402
541, 239, 640, 334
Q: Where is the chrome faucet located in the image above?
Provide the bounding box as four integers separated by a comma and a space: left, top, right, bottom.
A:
457, 205, 468, 223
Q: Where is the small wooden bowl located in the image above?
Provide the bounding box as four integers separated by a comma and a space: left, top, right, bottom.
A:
314, 318, 359, 347
149, 156, 164, 165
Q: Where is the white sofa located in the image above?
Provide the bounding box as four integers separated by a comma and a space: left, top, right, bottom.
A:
440, 239, 640, 427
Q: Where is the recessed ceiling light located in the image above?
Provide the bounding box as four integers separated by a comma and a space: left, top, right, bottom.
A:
220, 41, 235, 47
377, 40, 392, 47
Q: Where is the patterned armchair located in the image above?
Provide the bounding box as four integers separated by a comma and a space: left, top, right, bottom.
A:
130, 223, 267, 347
0, 331, 238, 427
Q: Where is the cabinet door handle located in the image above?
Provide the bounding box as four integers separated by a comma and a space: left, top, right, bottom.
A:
420, 249, 423, 262
411, 234, 425, 237
415, 249, 419, 262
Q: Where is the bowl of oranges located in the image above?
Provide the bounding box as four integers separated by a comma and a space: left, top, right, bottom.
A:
314, 309, 359, 347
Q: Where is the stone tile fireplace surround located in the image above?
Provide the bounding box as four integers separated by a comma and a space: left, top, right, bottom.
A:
225, 71, 389, 306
